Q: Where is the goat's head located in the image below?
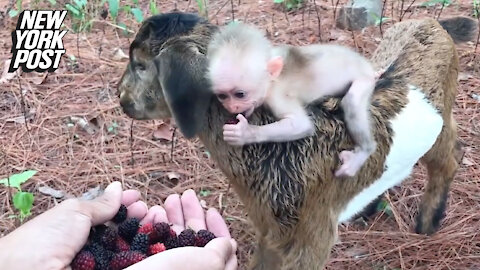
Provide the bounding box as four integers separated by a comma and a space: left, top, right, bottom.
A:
117, 12, 214, 137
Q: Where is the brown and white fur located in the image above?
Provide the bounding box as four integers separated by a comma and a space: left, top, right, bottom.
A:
206, 22, 378, 178
117, 12, 476, 269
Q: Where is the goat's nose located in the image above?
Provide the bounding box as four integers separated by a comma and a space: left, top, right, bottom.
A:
120, 98, 135, 111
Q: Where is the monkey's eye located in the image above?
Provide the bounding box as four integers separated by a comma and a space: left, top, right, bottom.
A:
234, 91, 246, 99
216, 94, 228, 101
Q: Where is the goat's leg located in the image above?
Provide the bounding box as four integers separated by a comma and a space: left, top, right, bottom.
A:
416, 115, 461, 235
279, 213, 337, 270
249, 233, 281, 270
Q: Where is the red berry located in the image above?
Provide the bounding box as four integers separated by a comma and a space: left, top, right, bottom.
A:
169, 228, 177, 238
110, 251, 147, 270
225, 118, 239, 124
148, 243, 166, 255
138, 223, 159, 243
116, 236, 130, 252
71, 250, 95, 270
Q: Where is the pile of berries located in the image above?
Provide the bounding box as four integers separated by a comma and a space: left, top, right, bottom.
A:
71, 204, 217, 270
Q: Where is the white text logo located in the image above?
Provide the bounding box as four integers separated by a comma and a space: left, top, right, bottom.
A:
9, 10, 68, 73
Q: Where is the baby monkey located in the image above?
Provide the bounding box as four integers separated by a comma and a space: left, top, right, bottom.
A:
206, 22, 377, 177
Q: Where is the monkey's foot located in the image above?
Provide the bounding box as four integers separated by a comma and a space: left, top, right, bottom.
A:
335, 150, 370, 178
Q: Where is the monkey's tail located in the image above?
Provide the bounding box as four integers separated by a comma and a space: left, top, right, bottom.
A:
439, 16, 478, 44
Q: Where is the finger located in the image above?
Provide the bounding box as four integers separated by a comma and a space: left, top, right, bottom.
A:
84, 181, 123, 225
223, 131, 236, 136
164, 193, 185, 234
236, 114, 247, 123
181, 189, 207, 231
140, 205, 168, 225
120, 190, 141, 206
126, 201, 148, 220
206, 208, 231, 238
204, 237, 234, 265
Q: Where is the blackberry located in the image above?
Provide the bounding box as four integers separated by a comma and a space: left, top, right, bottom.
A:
177, 229, 196, 247
89, 224, 108, 243
195, 229, 216, 247
153, 222, 171, 242
118, 217, 139, 242
86, 243, 110, 270
163, 235, 179, 249
112, 204, 128, 223
130, 233, 149, 254
100, 227, 117, 251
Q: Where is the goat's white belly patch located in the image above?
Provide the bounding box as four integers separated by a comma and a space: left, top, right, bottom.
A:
338, 85, 444, 223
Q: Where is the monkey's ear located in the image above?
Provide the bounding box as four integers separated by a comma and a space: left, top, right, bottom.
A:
154, 44, 213, 139
267, 56, 284, 79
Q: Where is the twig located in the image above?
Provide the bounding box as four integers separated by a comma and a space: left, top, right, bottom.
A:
334, 0, 341, 20
220, 182, 231, 216
170, 127, 177, 162
17, 74, 29, 132
230, 0, 235, 21
379, 0, 388, 37
435, 0, 446, 20
399, 0, 405, 21
313, 0, 322, 41
76, 32, 80, 60
212, 0, 230, 21
399, 0, 417, 21
130, 119, 135, 168
474, 15, 480, 61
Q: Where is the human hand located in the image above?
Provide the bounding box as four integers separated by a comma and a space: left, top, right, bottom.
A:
0, 181, 148, 270
128, 189, 237, 270
223, 113, 255, 146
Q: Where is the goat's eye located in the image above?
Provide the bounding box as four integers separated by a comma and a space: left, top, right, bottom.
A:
234, 90, 246, 99
216, 94, 228, 101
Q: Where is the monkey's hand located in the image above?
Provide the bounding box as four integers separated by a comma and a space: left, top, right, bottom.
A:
223, 114, 257, 146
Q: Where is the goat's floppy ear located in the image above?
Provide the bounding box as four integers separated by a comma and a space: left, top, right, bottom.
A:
154, 44, 213, 138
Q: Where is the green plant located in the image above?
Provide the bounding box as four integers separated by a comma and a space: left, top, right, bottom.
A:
376, 199, 393, 217
474, 0, 479, 18
65, 0, 92, 32
421, 0, 452, 7
0, 170, 37, 222
8, 0, 23, 17
370, 13, 391, 25
273, 0, 303, 10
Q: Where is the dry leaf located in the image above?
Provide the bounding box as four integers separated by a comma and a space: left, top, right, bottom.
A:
80, 186, 102, 200
344, 247, 368, 258
200, 199, 207, 209
167, 172, 180, 181
39, 185, 66, 199
112, 48, 129, 61
70, 116, 96, 135
153, 123, 172, 141
458, 72, 473, 82
6, 108, 36, 124
0, 59, 22, 84
462, 157, 474, 166
31, 72, 48, 85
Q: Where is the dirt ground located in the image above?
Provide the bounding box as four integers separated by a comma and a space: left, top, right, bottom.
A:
0, 0, 479, 269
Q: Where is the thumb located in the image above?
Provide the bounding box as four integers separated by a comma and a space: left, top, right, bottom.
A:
204, 237, 234, 264
236, 113, 247, 124
81, 181, 123, 225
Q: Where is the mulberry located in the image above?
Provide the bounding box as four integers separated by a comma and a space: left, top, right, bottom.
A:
130, 233, 149, 254
112, 204, 128, 223
177, 229, 196, 247
110, 251, 147, 270
71, 250, 95, 270
195, 230, 216, 247
147, 243, 166, 255
118, 218, 139, 242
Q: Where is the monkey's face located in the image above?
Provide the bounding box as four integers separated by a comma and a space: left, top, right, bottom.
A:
208, 59, 269, 117
117, 48, 172, 121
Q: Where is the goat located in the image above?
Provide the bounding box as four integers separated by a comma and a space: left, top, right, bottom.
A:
117, 12, 476, 269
